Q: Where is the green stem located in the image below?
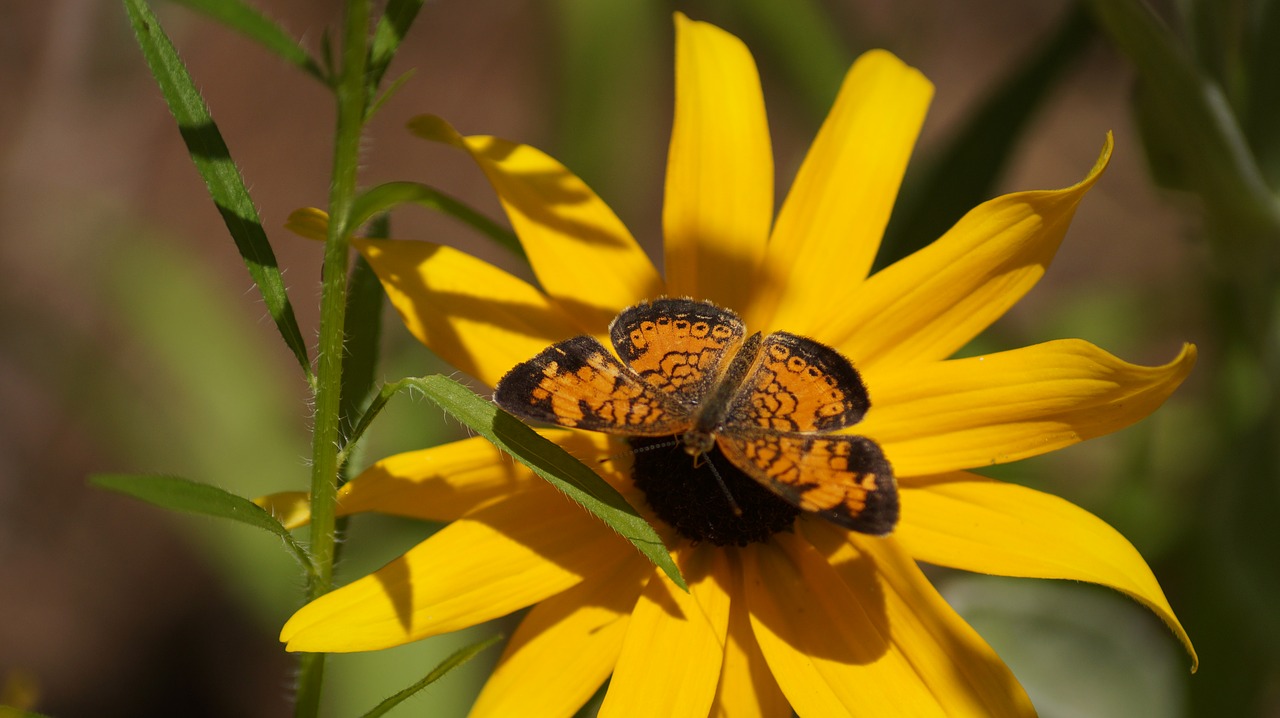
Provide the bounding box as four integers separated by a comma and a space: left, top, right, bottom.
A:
295, 1, 371, 715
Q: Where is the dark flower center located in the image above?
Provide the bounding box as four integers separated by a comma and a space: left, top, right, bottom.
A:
627, 435, 800, 546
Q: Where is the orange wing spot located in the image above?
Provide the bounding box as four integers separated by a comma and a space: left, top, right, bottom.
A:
798, 482, 854, 513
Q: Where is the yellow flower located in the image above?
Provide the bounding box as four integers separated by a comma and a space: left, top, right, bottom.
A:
275, 14, 1196, 716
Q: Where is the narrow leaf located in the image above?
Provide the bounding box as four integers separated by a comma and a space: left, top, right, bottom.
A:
339, 218, 387, 453
360, 634, 503, 718
168, 0, 327, 83
367, 68, 416, 121
879, 4, 1093, 269
124, 0, 314, 385
369, 0, 426, 89
90, 473, 316, 580
354, 375, 685, 590
351, 181, 527, 262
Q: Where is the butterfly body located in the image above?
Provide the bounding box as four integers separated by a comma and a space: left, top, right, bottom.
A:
494, 297, 898, 535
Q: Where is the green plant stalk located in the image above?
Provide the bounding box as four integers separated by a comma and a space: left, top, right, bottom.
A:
295, 0, 372, 715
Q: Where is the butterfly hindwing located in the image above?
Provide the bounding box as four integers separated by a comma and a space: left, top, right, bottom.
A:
724, 331, 870, 434
609, 298, 746, 408
716, 431, 898, 535
493, 335, 690, 436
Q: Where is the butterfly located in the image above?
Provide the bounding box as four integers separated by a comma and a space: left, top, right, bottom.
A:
493, 297, 897, 535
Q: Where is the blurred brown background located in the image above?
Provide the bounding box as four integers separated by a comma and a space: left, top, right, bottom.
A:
0, 1, 1214, 716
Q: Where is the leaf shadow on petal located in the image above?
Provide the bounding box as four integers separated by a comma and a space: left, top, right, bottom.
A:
375, 277, 582, 381
465, 137, 638, 250
374, 553, 415, 633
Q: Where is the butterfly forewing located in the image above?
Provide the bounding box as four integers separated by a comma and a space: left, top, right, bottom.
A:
724, 331, 870, 434
610, 298, 746, 409
717, 432, 898, 535
493, 335, 690, 436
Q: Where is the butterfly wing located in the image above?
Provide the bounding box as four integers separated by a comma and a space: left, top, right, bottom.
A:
723, 331, 870, 433
717, 331, 895, 534
493, 335, 691, 435
717, 431, 897, 535
609, 298, 746, 409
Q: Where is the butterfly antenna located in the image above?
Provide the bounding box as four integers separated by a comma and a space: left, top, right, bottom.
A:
703, 458, 743, 518
598, 438, 681, 464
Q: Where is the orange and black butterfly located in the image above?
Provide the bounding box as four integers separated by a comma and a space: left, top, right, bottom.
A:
493, 297, 897, 535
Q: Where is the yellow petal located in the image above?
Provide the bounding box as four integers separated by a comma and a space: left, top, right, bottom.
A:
828, 135, 1113, 369
663, 13, 773, 309
470, 556, 651, 718
253, 490, 310, 530
356, 237, 580, 387
803, 523, 1036, 716
284, 207, 329, 241
896, 472, 1197, 669
859, 339, 1196, 477
253, 434, 608, 530
745, 533, 941, 716
599, 544, 731, 718
280, 486, 627, 653
408, 115, 663, 330
750, 51, 932, 334
711, 553, 791, 718
338, 432, 613, 523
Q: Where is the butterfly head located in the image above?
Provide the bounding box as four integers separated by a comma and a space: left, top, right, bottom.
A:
681, 428, 716, 458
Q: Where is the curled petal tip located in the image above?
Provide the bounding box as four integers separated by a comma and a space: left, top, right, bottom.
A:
406, 114, 466, 148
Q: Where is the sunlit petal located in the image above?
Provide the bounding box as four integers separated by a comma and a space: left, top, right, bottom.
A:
599, 544, 731, 718
897, 472, 1197, 669
710, 552, 790, 718
254, 491, 310, 530
803, 522, 1036, 716
859, 338, 1196, 477
335, 432, 615, 524
254, 433, 613, 530
663, 13, 772, 309
280, 487, 627, 653
751, 51, 932, 334
829, 136, 1113, 369
408, 115, 663, 330
356, 238, 579, 388
470, 557, 651, 718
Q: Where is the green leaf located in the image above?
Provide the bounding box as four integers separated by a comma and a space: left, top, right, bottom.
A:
349, 375, 686, 590
369, 0, 426, 89
879, 5, 1094, 269
123, 0, 315, 387
367, 68, 416, 121
90, 473, 317, 581
168, 0, 327, 83
351, 181, 526, 263
1088, 0, 1280, 237
359, 633, 503, 718
339, 218, 387, 462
